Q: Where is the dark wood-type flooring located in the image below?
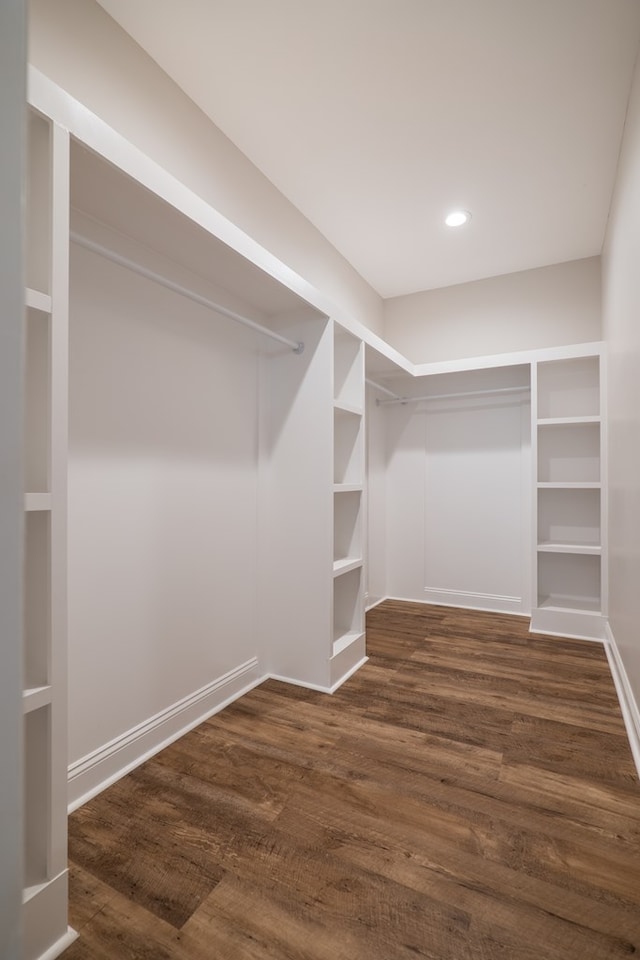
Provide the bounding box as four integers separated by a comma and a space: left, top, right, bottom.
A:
65, 601, 640, 959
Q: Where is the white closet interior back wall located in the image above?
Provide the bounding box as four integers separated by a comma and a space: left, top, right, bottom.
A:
380, 366, 532, 615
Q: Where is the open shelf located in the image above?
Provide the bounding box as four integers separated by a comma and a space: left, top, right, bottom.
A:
537, 486, 600, 548
26, 287, 52, 313
537, 356, 600, 419
23, 685, 54, 714
25, 493, 53, 512
537, 552, 601, 615
537, 415, 600, 426
27, 111, 52, 295
24, 705, 51, 890
24, 511, 51, 691
334, 327, 364, 408
537, 542, 601, 555
332, 554, 364, 649
334, 488, 362, 563
537, 421, 600, 484
24, 306, 51, 495
334, 407, 364, 485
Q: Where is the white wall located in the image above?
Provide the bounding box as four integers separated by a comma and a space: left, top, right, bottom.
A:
384, 257, 601, 364
28, 0, 383, 339
68, 243, 263, 765
384, 368, 531, 615
602, 50, 640, 720
0, 3, 25, 957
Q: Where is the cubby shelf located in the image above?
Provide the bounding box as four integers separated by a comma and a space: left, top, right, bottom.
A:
334, 483, 363, 493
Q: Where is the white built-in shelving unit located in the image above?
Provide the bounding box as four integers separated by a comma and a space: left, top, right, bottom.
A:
331, 326, 367, 685
531, 348, 607, 639
23, 106, 75, 959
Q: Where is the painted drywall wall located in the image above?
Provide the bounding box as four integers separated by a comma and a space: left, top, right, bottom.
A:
0, 3, 25, 957
28, 0, 383, 338
602, 49, 640, 724
68, 242, 263, 764
383, 257, 601, 364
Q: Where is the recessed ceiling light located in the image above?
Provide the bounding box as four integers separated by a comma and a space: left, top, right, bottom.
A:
445, 210, 471, 227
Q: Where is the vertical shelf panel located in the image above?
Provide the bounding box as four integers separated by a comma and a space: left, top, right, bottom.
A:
24, 307, 51, 494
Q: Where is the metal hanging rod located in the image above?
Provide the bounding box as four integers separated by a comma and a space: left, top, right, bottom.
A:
70, 231, 305, 354
365, 378, 401, 399
378, 385, 530, 406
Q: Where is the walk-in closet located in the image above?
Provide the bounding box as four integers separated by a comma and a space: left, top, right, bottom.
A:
21, 62, 611, 960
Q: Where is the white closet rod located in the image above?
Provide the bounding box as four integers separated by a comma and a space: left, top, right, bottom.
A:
365, 378, 401, 399
378, 385, 530, 406
70, 231, 305, 354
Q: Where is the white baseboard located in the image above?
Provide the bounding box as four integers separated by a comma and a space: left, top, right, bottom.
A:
604, 623, 640, 780
382, 588, 523, 616
68, 658, 263, 811
36, 929, 79, 960
365, 595, 389, 611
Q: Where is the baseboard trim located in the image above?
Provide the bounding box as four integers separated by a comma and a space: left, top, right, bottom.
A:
365, 595, 389, 611
268, 672, 333, 694
604, 623, 640, 780
68, 658, 263, 811
423, 587, 523, 615
36, 928, 79, 960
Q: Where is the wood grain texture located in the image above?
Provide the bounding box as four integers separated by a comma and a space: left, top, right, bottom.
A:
66, 601, 640, 958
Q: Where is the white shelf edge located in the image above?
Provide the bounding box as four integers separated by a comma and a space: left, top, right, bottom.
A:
537, 594, 602, 616
332, 630, 365, 657
537, 542, 601, 556
25, 287, 52, 313
333, 399, 364, 416
537, 416, 600, 426
23, 685, 53, 714
333, 557, 363, 577
333, 483, 363, 493
24, 492, 53, 512
537, 482, 601, 489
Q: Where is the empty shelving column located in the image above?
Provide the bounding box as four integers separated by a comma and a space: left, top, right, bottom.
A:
531, 349, 606, 640
331, 324, 367, 687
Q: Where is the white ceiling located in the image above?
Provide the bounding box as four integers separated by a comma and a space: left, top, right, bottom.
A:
96, 0, 640, 299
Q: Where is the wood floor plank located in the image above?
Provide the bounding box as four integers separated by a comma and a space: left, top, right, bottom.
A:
68, 601, 640, 959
